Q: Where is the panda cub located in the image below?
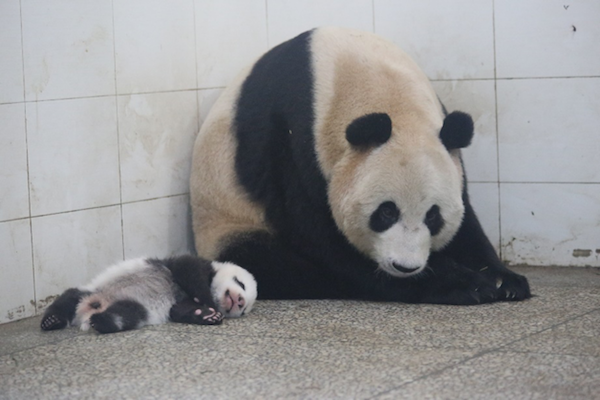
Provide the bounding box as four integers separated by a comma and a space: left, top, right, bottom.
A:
40, 255, 258, 334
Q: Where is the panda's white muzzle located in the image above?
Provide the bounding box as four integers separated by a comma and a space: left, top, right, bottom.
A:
373, 223, 430, 277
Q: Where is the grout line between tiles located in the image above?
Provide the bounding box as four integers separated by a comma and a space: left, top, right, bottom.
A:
20, 193, 190, 221
265, 0, 270, 48
369, 306, 600, 399
110, 0, 125, 261
192, 0, 201, 132
492, 0, 503, 258
0, 87, 227, 107
18, 0, 37, 317
371, 0, 376, 33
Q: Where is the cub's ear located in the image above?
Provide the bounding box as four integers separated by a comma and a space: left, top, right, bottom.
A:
440, 111, 474, 150
346, 113, 392, 148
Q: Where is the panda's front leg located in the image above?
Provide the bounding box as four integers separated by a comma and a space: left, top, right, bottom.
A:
416, 253, 502, 305
442, 198, 531, 302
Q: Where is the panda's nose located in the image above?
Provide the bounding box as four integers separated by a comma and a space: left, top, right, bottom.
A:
392, 263, 421, 273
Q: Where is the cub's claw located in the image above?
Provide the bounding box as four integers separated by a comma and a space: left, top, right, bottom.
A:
41, 314, 68, 331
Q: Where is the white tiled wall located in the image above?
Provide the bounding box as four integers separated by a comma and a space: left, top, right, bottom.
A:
1, 0, 598, 323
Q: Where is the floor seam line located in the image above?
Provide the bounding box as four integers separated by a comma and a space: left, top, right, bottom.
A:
368, 307, 600, 399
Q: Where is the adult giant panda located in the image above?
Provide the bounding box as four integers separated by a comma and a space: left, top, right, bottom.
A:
191, 27, 530, 305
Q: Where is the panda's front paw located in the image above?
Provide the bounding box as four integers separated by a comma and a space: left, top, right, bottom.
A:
494, 271, 531, 301
450, 275, 500, 305
420, 272, 499, 305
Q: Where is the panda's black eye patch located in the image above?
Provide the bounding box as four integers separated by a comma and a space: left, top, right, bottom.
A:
424, 205, 444, 236
370, 201, 400, 232
233, 277, 245, 290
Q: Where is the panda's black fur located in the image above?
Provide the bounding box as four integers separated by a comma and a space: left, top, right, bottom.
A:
40, 255, 257, 334
191, 27, 530, 305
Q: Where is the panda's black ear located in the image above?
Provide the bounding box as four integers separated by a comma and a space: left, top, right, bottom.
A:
346, 113, 392, 148
440, 111, 474, 150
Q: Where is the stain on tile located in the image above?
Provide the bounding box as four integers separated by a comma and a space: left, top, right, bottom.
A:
5, 305, 26, 321
34, 295, 58, 312
572, 249, 592, 258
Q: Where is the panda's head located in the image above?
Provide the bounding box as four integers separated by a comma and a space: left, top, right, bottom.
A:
327, 110, 474, 278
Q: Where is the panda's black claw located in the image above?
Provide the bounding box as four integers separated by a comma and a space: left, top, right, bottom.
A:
494, 271, 531, 301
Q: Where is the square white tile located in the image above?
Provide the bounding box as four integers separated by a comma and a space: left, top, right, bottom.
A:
122, 195, 192, 259
432, 80, 498, 182
113, 0, 196, 94
0, 219, 35, 324
374, 0, 495, 80
468, 182, 500, 254
0, 0, 24, 104
500, 183, 600, 267
497, 78, 600, 183
195, 0, 268, 88
198, 88, 223, 126
495, 1, 600, 78
21, 0, 115, 101
119, 91, 199, 202
0, 104, 29, 221
27, 97, 120, 216
267, 0, 373, 47
32, 206, 124, 305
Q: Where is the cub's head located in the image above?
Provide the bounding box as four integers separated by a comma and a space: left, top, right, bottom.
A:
211, 261, 258, 318
328, 111, 474, 278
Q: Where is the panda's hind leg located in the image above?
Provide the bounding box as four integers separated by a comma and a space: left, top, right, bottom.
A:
169, 298, 223, 325
41, 288, 90, 331
89, 299, 148, 334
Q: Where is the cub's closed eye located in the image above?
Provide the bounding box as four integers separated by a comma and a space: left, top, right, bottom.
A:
233, 276, 245, 290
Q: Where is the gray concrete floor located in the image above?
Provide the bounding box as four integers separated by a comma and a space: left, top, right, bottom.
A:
1, 266, 599, 399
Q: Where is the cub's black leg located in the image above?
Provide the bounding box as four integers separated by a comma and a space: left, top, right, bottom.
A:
169, 298, 223, 325
41, 288, 89, 331
89, 300, 148, 334
160, 255, 216, 307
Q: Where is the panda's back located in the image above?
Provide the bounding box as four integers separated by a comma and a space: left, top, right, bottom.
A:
82, 258, 179, 325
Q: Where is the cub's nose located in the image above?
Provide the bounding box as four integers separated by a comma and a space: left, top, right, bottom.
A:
237, 295, 245, 308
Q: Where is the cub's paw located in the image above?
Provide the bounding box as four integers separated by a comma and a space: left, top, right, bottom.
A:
40, 314, 68, 331
191, 306, 224, 325
89, 313, 120, 334
494, 272, 531, 301
169, 302, 223, 326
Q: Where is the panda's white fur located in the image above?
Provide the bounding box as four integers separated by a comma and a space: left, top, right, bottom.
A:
191, 65, 268, 260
